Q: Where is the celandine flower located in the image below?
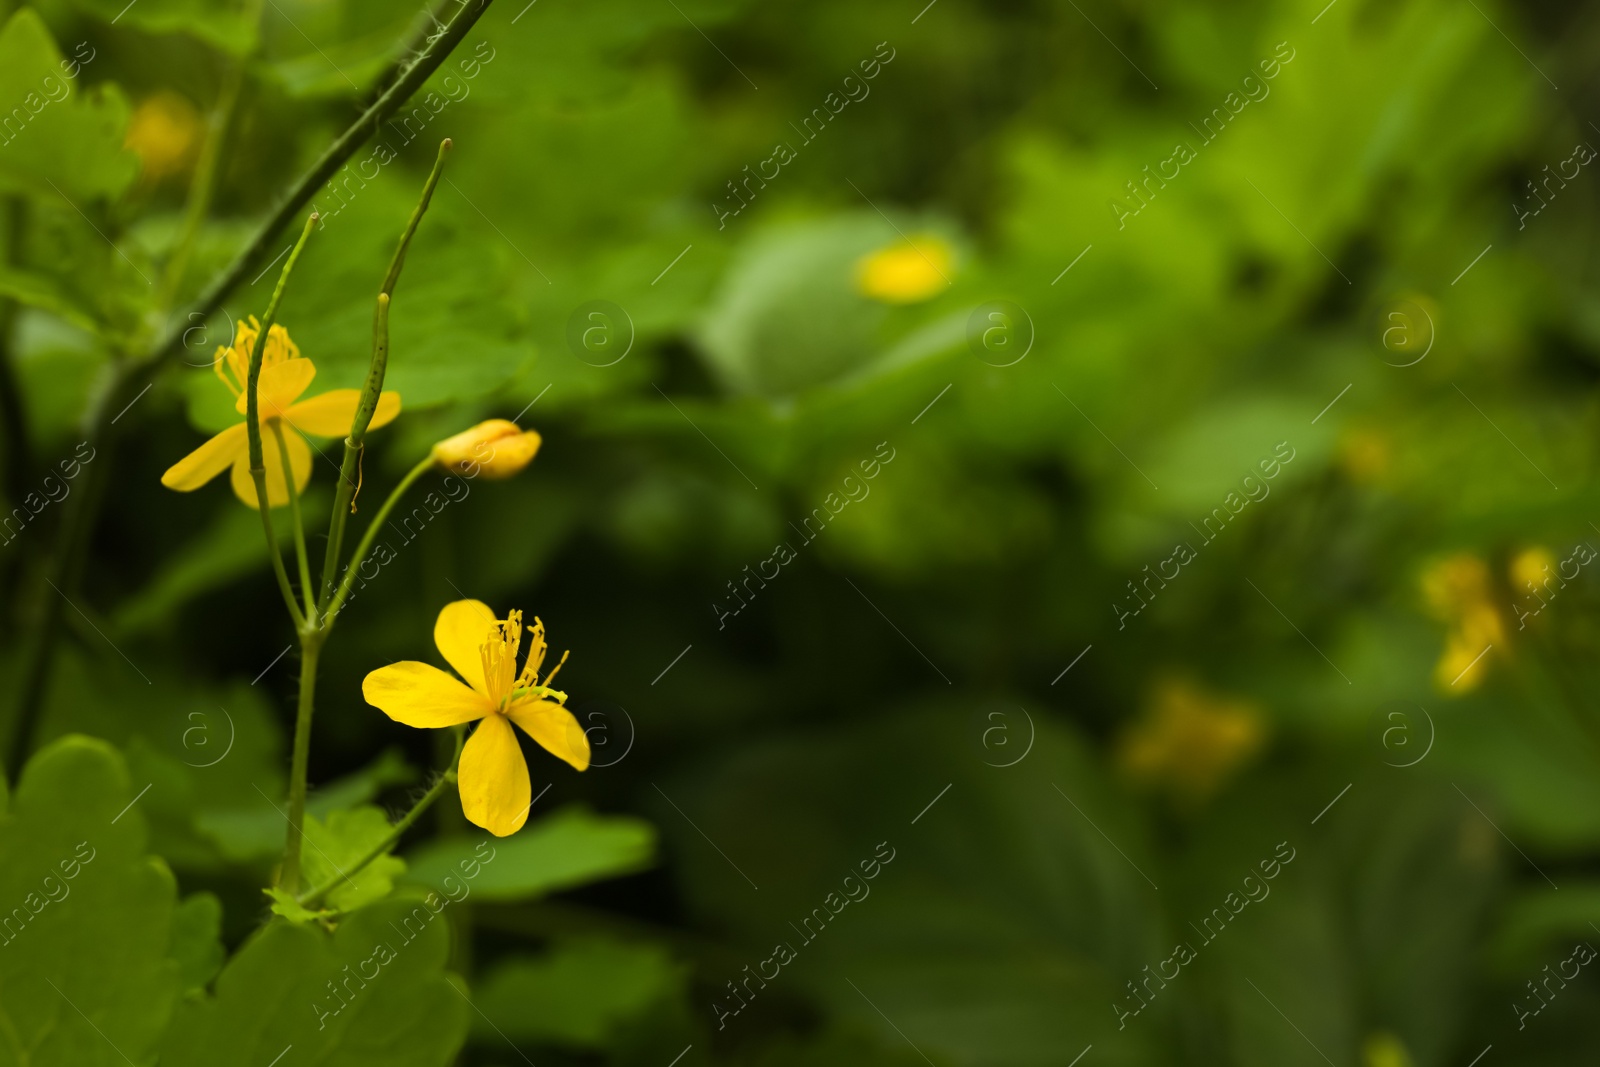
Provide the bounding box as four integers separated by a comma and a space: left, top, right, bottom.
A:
160, 318, 400, 509
362, 600, 589, 836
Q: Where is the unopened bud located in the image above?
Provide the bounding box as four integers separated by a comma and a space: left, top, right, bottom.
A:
431, 419, 541, 479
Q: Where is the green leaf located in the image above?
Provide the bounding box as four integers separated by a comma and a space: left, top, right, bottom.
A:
300, 805, 408, 913
272, 179, 532, 411
698, 214, 899, 398
474, 938, 684, 1048
0, 265, 101, 334
403, 804, 654, 901
658, 705, 1166, 1067
190, 749, 412, 867
0, 736, 189, 1066
0, 11, 136, 201
160, 896, 471, 1067
168, 893, 225, 995
65, 0, 256, 54
265, 886, 330, 924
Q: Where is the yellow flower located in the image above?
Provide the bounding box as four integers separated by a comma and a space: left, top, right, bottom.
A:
431, 419, 541, 479
125, 91, 203, 183
1420, 553, 1504, 693
1362, 1032, 1415, 1067
160, 318, 400, 509
854, 235, 953, 304
1338, 428, 1390, 485
1118, 678, 1265, 800
362, 600, 589, 837
1509, 546, 1555, 593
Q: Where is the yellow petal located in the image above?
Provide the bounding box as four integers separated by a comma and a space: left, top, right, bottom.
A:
431, 420, 541, 479
433, 599, 496, 696
361, 661, 491, 727
229, 425, 311, 509
160, 423, 248, 491
459, 713, 531, 836
233, 359, 316, 418
507, 699, 590, 772
282, 390, 402, 438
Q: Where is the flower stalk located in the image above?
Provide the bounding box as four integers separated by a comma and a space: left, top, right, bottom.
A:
295, 725, 464, 911
4, 0, 494, 776
318, 138, 450, 611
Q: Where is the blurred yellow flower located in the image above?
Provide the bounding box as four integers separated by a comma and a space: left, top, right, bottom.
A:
854, 236, 953, 303
432, 418, 542, 479
1118, 678, 1265, 799
1362, 1032, 1415, 1067
1509, 546, 1556, 594
125, 91, 203, 183
1338, 428, 1390, 484
160, 318, 400, 509
362, 600, 589, 837
1420, 553, 1503, 693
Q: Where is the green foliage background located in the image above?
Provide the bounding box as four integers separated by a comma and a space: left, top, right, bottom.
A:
0, 0, 1598, 1063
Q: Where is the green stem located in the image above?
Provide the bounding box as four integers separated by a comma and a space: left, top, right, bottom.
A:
2, 360, 120, 780
380, 138, 450, 299
324, 454, 435, 625
280, 633, 323, 893
296, 726, 464, 910
317, 292, 387, 613
317, 140, 450, 611
244, 214, 318, 630
272, 422, 315, 619
138, 3, 491, 373
5, 6, 495, 761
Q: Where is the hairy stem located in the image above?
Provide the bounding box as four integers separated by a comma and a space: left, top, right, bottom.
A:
244, 214, 318, 630
296, 726, 464, 910
8, 4, 494, 748
280, 634, 323, 893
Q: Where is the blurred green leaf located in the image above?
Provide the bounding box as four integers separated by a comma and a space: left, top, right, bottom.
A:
0, 737, 188, 1066
300, 805, 407, 913
67, 0, 256, 54
168, 892, 224, 995
160, 896, 470, 1066
404, 804, 654, 901
0, 10, 136, 201
474, 938, 684, 1047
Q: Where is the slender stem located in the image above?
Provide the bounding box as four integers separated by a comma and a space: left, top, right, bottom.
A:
3, 359, 122, 780
272, 422, 315, 619
317, 141, 450, 611
317, 292, 388, 612
296, 726, 464, 910
138, 0, 494, 373
5, 8, 495, 750
280, 634, 323, 893
324, 454, 435, 625
381, 138, 450, 299
245, 214, 318, 630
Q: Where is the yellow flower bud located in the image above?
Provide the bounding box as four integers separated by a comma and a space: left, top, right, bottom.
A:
431, 420, 541, 479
